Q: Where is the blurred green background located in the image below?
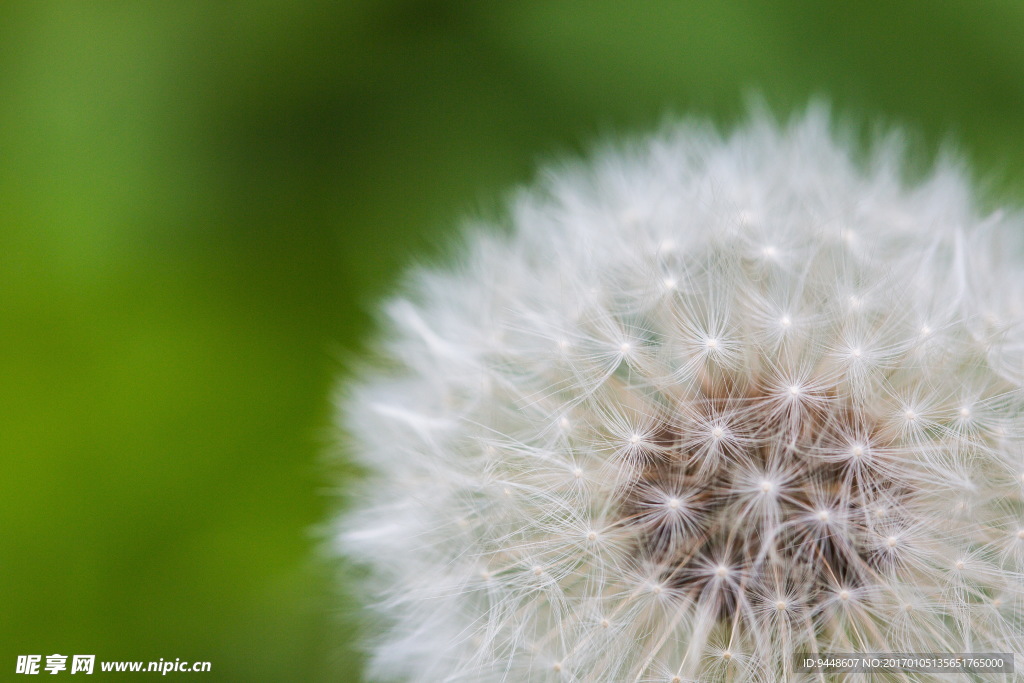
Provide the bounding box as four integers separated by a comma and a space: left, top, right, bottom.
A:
2, 1, 1023, 680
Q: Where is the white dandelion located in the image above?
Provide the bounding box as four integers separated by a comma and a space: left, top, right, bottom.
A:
335, 106, 1024, 682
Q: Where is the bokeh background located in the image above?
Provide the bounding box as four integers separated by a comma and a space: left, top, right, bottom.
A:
3, 1, 1024, 680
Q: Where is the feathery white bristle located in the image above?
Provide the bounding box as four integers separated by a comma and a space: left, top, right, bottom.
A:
336, 108, 1024, 682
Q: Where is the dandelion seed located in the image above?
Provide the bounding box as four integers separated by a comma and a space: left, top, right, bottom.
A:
336, 108, 1024, 682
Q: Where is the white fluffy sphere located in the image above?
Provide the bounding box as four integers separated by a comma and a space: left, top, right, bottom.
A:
336, 108, 1024, 682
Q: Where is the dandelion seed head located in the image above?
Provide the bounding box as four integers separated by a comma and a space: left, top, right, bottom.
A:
336, 108, 1024, 682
